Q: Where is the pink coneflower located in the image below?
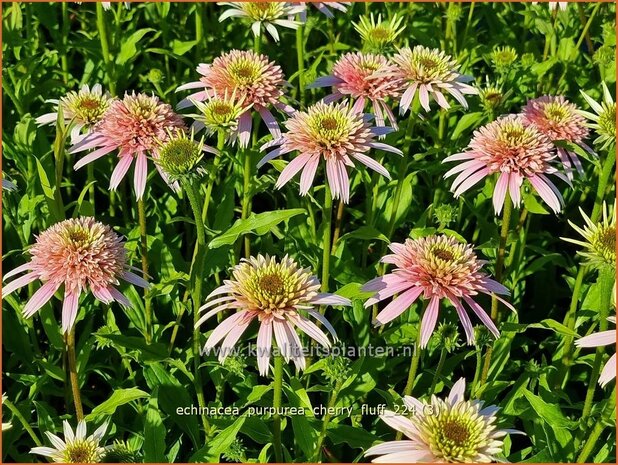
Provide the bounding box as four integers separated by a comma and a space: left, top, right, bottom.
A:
521, 96, 593, 178
258, 100, 401, 203
196, 254, 350, 376
365, 378, 519, 462
391, 46, 477, 114
176, 50, 292, 148
362, 235, 514, 348
3, 217, 148, 333
443, 114, 566, 215
309, 52, 403, 128
36, 84, 114, 144
69, 92, 186, 200
576, 316, 616, 387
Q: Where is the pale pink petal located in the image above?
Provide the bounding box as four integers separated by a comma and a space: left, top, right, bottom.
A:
374, 287, 423, 326
447, 377, 466, 405
493, 172, 509, 214
133, 153, 148, 200
299, 154, 320, 195
576, 330, 616, 348
257, 319, 273, 376
3, 271, 39, 295
74, 145, 116, 170
275, 153, 312, 190
464, 296, 500, 338
23, 281, 61, 318
599, 353, 616, 387
61, 290, 80, 333
109, 155, 134, 190
419, 296, 440, 348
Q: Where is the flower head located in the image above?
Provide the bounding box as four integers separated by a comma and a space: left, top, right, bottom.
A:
309, 52, 403, 128
576, 316, 616, 387
365, 378, 518, 462
532, 2, 569, 11
196, 254, 350, 376
69, 92, 186, 200
3, 217, 148, 333
353, 13, 406, 52
362, 235, 514, 348
489, 46, 518, 73
30, 420, 110, 463
391, 46, 477, 114
190, 90, 251, 142
579, 82, 616, 151
258, 100, 402, 203
177, 50, 292, 148
522, 96, 593, 178
479, 81, 511, 114
443, 114, 565, 214
218, 2, 303, 42
154, 129, 217, 187
563, 202, 615, 269
36, 84, 114, 143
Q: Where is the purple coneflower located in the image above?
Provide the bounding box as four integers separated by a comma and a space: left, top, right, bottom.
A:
391, 46, 477, 114
521, 96, 593, 178
443, 114, 566, 214
258, 100, 401, 203
176, 50, 292, 148
365, 378, 518, 462
196, 254, 350, 376
69, 92, 186, 200
309, 52, 403, 128
3, 217, 148, 333
36, 84, 114, 143
362, 235, 514, 348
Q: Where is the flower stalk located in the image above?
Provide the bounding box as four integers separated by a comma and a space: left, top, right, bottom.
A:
137, 198, 153, 344
67, 328, 84, 421
272, 353, 284, 463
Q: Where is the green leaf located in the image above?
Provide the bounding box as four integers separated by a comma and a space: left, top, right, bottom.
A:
117, 28, 156, 65
326, 424, 379, 449
143, 396, 166, 462
209, 209, 306, 248
523, 192, 550, 215
523, 390, 575, 429
86, 388, 148, 421
291, 415, 318, 458
97, 334, 169, 361
338, 226, 389, 243
190, 415, 246, 462
451, 112, 484, 139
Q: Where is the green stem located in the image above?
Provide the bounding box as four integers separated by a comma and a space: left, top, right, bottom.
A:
581, 266, 614, 421
194, 3, 204, 56
3, 398, 42, 447
480, 196, 513, 386
96, 3, 116, 95
385, 113, 416, 241
87, 163, 95, 208
429, 348, 447, 395
575, 2, 601, 51
202, 131, 226, 225
558, 266, 587, 387
273, 354, 284, 463
296, 24, 306, 107
313, 377, 343, 462
182, 178, 211, 437
591, 151, 616, 222
577, 389, 616, 463
395, 343, 420, 440
137, 199, 152, 344
60, 2, 69, 84
321, 184, 333, 294
67, 328, 84, 421
331, 200, 344, 254
240, 145, 253, 259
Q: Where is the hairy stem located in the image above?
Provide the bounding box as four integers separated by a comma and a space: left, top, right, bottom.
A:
396, 343, 420, 440
67, 328, 84, 421
480, 196, 513, 386
183, 178, 211, 437
3, 398, 42, 447
313, 377, 343, 462
137, 199, 152, 344
577, 389, 616, 463
273, 354, 284, 463
95, 2, 115, 95
321, 184, 333, 294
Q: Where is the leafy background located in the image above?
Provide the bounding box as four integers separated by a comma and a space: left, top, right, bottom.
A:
2, 1, 616, 463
